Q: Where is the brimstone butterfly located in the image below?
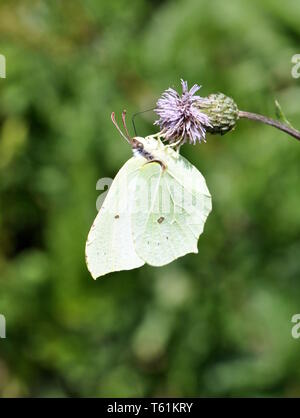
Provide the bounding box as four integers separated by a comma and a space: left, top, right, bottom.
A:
85, 111, 212, 279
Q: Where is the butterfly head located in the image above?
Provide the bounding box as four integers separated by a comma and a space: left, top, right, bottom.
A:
111, 111, 166, 169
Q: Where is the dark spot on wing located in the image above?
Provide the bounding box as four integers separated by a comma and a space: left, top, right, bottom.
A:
157, 216, 165, 224
114, 214, 120, 219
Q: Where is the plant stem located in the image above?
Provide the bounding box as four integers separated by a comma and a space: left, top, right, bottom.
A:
238, 110, 300, 142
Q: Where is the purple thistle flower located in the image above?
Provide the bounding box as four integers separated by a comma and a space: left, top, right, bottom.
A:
154, 79, 212, 145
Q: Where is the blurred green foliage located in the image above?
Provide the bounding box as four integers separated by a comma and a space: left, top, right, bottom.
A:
0, 0, 300, 397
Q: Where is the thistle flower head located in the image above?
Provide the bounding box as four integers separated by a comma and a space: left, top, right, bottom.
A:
154, 79, 212, 145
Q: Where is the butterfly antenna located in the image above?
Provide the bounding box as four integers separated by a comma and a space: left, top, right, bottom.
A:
131, 107, 155, 136
111, 112, 131, 143
121, 110, 132, 140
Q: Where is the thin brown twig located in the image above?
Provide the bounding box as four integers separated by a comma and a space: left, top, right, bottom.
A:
238, 110, 300, 142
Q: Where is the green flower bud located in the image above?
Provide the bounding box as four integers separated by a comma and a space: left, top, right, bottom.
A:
196, 93, 239, 135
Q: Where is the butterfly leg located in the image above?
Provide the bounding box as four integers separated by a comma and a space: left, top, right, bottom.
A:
144, 159, 167, 170
165, 138, 182, 149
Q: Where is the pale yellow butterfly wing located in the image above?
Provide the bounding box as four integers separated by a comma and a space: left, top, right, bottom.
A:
131, 148, 212, 266
85, 157, 145, 279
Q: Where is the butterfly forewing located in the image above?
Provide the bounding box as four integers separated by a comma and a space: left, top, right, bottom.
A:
85, 157, 145, 279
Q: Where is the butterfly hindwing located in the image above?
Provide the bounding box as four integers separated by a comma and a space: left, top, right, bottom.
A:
131, 150, 212, 266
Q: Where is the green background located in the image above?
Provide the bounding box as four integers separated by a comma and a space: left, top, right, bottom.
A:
0, 0, 300, 397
